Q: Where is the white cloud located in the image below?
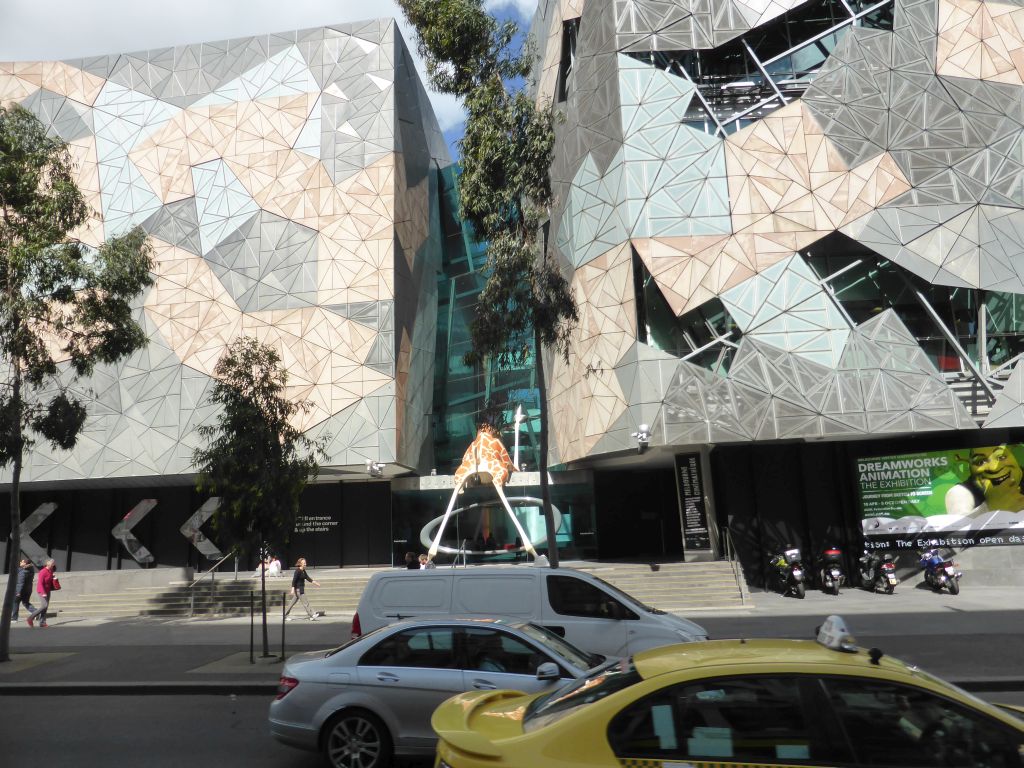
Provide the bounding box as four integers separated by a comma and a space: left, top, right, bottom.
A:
0, 0, 466, 131
483, 0, 538, 22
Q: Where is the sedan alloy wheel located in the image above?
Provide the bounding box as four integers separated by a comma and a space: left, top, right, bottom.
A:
324, 710, 392, 768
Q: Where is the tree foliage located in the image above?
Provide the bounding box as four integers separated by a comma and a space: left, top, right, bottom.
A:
193, 336, 328, 556
0, 105, 154, 662
192, 336, 328, 656
399, 0, 576, 368
398, 0, 578, 565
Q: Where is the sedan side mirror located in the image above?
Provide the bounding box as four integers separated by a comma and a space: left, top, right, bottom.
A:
535, 661, 560, 681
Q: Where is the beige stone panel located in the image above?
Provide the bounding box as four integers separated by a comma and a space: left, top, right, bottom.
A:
549, 242, 631, 461
316, 234, 392, 305
144, 241, 244, 375
0, 67, 37, 105
231, 96, 312, 157
132, 135, 196, 204
937, 0, 1024, 82
3, 62, 43, 87
65, 136, 105, 247
37, 61, 105, 105
131, 94, 312, 204
237, 309, 391, 430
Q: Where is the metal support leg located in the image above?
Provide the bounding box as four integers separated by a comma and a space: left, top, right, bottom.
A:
429, 480, 466, 558
494, 483, 539, 558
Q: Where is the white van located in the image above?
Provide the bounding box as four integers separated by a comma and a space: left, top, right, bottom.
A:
351, 566, 708, 657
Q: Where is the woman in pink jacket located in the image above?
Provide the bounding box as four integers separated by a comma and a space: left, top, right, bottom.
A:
26, 558, 57, 628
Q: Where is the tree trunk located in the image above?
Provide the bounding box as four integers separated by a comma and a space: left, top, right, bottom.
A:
535, 325, 559, 568
0, 377, 24, 663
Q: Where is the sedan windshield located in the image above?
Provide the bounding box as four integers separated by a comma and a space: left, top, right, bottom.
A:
516, 622, 602, 670
523, 658, 640, 733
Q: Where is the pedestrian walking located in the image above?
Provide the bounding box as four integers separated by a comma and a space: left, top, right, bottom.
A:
9, 558, 35, 621
26, 558, 60, 628
284, 557, 321, 621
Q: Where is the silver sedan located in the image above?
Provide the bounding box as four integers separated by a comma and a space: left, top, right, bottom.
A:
269, 615, 607, 768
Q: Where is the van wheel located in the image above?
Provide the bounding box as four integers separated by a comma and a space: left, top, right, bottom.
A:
322, 709, 392, 768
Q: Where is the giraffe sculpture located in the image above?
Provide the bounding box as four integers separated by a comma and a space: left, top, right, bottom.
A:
428, 424, 539, 559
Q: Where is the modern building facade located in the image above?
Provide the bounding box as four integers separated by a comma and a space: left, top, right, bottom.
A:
531, 0, 1024, 581
5, 2, 1024, 582
0, 20, 454, 570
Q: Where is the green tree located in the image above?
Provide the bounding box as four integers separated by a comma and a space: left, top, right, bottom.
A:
0, 105, 154, 662
399, 0, 578, 566
192, 336, 327, 655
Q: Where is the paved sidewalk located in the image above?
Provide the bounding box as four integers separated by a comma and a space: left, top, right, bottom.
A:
0, 584, 1020, 695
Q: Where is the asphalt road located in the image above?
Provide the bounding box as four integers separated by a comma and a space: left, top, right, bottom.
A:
2, 690, 1021, 768
0, 694, 434, 768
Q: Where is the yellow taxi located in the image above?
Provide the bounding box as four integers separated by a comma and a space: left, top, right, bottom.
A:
432, 616, 1024, 768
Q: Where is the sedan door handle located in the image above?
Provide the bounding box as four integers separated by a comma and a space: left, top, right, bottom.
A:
376, 672, 400, 683
472, 679, 497, 690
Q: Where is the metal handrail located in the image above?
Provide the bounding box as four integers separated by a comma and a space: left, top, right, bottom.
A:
188, 549, 235, 617
721, 528, 747, 606
450, 539, 469, 568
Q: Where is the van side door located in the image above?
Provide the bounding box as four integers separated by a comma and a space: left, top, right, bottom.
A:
541, 573, 631, 656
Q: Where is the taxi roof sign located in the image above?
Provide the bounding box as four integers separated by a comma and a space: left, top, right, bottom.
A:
816, 615, 858, 653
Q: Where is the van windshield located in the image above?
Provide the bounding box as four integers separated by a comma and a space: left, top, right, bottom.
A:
523, 658, 640, 732
516, 622, 601, 670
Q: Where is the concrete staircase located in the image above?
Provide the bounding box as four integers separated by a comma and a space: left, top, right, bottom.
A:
575, 561, 749, 612
944, 373, 998, 424
45, 560, 749, 620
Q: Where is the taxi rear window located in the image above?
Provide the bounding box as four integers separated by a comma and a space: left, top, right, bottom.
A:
523, 659, 640, 733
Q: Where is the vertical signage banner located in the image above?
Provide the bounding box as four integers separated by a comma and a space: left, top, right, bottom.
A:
675, 453, 711, 551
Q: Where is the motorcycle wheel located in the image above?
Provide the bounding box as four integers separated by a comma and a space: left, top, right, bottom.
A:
795, 582, 806, 599
884, 581, 894, 595
948, 579, 959, 595
830, 581, 839, 596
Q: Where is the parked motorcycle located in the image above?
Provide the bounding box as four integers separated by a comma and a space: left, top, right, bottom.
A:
817, 546, 846, 595
769, 547, 806, 599
920, 545, 962, 595
858, 549, 899, 594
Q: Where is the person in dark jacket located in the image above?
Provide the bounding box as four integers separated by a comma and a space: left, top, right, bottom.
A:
284, 557, 321, 621
9, 558, 35, 621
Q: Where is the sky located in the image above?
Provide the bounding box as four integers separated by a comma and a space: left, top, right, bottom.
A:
0, 0, 536, 157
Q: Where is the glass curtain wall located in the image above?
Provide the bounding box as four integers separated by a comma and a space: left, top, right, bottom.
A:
803, 232, 1024, 374
433, 166, 543, 473
627, 0, 894, 135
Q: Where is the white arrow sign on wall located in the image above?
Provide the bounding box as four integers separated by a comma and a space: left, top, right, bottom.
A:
180, 498, 222, 559
19, 502, 58, 566
111, 499, 158, 564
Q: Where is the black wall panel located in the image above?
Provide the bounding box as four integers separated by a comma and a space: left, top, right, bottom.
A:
340, 482, 391, 566
594, 469, 683, 559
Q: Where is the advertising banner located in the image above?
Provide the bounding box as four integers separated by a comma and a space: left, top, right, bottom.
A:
857, 444, 1024, 549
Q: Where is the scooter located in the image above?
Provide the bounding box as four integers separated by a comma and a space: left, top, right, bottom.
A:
858, 549, 899, 594
920, 545, 962, 595
817, 546, 846, 595
769, 547, 806, 599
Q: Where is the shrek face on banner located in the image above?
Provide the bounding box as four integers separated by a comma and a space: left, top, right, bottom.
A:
964, 445, 1024, 512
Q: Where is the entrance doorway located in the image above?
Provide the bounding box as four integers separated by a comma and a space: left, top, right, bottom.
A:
594, 469, 683, 559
